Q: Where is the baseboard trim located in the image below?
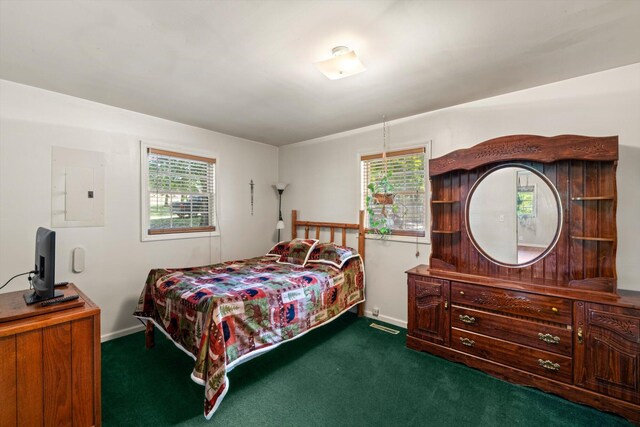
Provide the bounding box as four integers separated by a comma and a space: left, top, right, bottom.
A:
101, 323, 145, 343
364, 310, 407, 329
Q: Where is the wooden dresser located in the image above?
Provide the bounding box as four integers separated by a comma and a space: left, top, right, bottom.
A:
0, 283, 101, 427
407, 135, 640, 423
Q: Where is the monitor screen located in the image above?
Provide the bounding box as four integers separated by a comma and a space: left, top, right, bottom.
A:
24, 227, 57, 304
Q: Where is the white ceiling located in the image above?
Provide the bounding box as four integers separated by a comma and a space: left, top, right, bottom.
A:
1, 0, 639, 146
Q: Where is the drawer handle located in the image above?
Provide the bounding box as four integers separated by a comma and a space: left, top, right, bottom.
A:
538, 333, 560, 345
459, 291, 465, 296
551, 307, 559, 313
460, 337, 475, 347
537, 359, 560, 371
459, 314, 476, 324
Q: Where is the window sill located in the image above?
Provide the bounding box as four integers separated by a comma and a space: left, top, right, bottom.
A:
365, 233, 430, 245
141, 229, 220, 242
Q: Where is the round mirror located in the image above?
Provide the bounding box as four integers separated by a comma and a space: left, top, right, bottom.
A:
466, 165, 562, 267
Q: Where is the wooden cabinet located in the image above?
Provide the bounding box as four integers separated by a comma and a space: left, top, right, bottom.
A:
414, 276, 574, 383
575, 302, 640, 405
406, 267, 640, 423
407, 275, 449, 346
0, 284, 100, 427
409, 135, 639, 422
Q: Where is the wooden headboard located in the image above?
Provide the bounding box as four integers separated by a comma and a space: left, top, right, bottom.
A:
291, 210, 366, 263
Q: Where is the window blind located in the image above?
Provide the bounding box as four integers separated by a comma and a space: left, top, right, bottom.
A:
361, 148, 426, 236
147, 148, 216, 234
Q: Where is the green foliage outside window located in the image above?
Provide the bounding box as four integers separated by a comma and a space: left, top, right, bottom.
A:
363, 153, 426, 237
516, 186, 536, 218
366, 171, 397, 237
148, 153, 215, 230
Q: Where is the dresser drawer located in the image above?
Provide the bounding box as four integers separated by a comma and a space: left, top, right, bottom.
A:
409, 274, 447, 287
452, 328, 572, 383
451, 306, 572, 356
451, 282, 572, 324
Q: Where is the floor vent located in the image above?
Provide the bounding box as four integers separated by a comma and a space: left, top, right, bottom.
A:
369, 323, 400, 335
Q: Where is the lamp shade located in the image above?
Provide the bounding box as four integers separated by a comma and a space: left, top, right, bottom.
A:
276, 183, 288, 191
276, 220, 285, 230
314, 47, 366, 80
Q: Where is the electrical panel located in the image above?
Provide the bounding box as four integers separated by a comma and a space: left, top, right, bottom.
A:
52, 147, 105, 227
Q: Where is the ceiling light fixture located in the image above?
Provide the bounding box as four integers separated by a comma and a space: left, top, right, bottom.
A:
314, 46, 366, 80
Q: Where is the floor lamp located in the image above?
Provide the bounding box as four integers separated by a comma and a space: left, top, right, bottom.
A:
276, 183, 287, 241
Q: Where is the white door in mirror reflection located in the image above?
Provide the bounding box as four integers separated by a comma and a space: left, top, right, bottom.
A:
467, 165, 561, 267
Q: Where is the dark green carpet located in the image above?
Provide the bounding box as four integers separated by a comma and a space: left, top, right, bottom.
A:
102, 314, 631, 426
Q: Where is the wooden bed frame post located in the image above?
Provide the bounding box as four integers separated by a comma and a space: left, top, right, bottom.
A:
357, 209, 365, 317
291, 210, 297, 239
145, 321, 155, 349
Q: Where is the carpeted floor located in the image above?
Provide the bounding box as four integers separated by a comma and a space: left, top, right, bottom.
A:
102, 314, 631, 426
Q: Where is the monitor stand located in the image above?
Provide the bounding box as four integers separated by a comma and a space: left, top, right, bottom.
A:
23, 290, 63, 305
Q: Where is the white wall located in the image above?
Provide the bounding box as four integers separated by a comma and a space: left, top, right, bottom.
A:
0, 80, 279, 340
279, 63, 640, 328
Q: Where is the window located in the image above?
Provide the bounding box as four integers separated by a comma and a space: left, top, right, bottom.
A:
517, 185, 536, 218
516, 170, 536, 218
145, 147, 216, 236
361, 147, 426, 237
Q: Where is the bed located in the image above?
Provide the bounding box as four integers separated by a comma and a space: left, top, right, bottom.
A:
133, 210, 366, 419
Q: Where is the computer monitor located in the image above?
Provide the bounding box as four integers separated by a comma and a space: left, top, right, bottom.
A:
23, 227, 62, 305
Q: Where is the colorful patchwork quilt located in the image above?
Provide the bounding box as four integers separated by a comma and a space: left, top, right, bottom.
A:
133, 254, 365, 419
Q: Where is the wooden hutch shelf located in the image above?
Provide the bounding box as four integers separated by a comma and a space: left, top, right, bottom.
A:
432, 230, 460, 234
571, 236, 615, 242
431, 200, 460, 204
571, 196, 614, 201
